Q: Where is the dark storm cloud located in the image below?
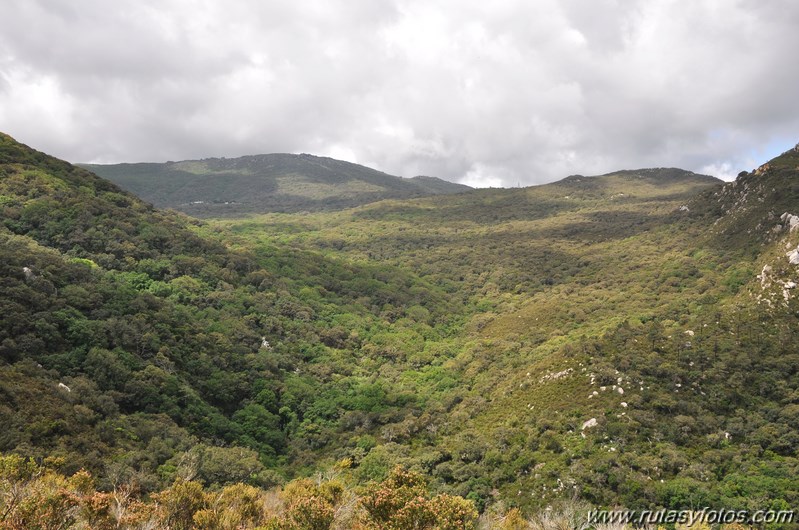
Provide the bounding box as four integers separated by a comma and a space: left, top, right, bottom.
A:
1, 0, 798, 186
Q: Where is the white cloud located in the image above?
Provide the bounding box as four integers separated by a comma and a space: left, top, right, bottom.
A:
319, 144, 359, 164
700, 162, 738, 182
1, 0, 798, 186
459, 163, 508, 188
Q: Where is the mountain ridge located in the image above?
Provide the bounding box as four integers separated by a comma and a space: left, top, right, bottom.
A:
81, 152, 471, 217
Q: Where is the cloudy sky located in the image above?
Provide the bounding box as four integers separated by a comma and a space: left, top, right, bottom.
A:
1, 0, 798, 187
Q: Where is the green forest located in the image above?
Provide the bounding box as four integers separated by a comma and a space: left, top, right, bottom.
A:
2, 131, 799, 528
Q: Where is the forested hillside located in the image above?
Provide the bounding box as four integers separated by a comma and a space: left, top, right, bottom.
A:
220, 155, 799, 513
81, 154, 471, 217
3, 132, 799, 527
0, 132, 466, 483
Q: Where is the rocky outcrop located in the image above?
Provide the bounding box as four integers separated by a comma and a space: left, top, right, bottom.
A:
781, 212, 799, 232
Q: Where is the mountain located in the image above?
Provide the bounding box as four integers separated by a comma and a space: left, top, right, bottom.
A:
3, 131, 799, 527
81, 153, 471, 217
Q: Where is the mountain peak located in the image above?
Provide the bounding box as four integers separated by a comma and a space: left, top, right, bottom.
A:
553, 167, 718, 188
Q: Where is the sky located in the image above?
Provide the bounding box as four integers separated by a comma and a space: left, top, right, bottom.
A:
1, 1, 798, 187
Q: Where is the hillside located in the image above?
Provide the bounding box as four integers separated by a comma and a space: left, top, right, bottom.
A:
0, 132, 462, 486
220, 160, 799, 512
81, 154, 471, 217
3, 132, 799, 526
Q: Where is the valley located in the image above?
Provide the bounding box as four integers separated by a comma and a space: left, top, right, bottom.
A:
2, 132, 799, 527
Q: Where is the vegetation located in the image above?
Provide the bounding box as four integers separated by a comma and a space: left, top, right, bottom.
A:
0, 455, 476, 529
3, 131, 799, 527
81, 154, 471, 217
